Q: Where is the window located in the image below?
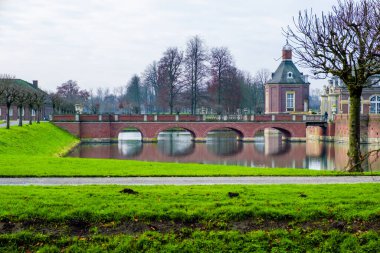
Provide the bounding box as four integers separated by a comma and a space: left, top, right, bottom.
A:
370, 95, 380, 114
31, 109, 36, 117
9, 108, 13, 116
286, 92, 295, 111
287, 72, 293, 78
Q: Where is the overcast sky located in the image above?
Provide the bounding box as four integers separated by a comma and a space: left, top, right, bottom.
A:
0, 0, 336, 92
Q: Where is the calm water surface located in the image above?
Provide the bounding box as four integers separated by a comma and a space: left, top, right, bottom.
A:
68, 131, 380, 171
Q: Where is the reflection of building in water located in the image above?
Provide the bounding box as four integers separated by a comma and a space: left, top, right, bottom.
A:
264, 133, 282, 155
305, 141, 328, 170
320, 75, 380, 120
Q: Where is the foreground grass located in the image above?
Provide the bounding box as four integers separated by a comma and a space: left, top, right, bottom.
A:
1, 230, 379, 252
0, 184, 379, 252
0, 123, 379, 177
0, 184, 379, 223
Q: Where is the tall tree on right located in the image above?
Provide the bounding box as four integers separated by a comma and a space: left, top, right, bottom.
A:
285, 0, 380, 172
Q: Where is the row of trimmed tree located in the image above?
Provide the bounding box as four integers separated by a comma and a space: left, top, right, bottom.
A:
0, 75, 47, 129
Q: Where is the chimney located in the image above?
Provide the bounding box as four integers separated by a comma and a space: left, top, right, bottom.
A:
32, 80, 38, 88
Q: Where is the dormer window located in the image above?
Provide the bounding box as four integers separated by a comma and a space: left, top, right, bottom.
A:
287, 72, 293, 79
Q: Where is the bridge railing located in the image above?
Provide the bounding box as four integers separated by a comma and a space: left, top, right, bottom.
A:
52, 114, 326, 123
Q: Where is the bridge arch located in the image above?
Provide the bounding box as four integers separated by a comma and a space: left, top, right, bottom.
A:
253, 126, 294, 140
154, 125, 197, 141
113, 124, 147, 141
204, 126, 245, 140
118, 127, 144, 141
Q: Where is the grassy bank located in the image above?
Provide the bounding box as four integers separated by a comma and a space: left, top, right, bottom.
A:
0, 184, 379, 252
0, 122, 79, 156
0, 123, 379, 177
1, 230, 378, 252
0, 155, 355, 177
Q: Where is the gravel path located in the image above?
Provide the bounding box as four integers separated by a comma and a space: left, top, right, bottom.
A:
0, 176, 379, 185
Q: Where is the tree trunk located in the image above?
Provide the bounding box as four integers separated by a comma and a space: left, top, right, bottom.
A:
169, 85, 174, 115
18, 106, 23, 127
29, 108, 33, 125
36, 108, 42, 124
347, 89, 362, 172
6, 104, 10, 129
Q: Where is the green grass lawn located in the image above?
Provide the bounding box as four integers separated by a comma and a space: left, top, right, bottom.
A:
0, 122, 378, 177
1, 184, 379, 223
0, 184, 379, 252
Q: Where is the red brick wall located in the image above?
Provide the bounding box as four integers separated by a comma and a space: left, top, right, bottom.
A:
118, 115, 145, 121
53, 122, 80, 137
53, 115, 76, 121
306, 126, 323, 138
266, 84, 309, 113
80, 122, 110, 139
332, 114, 380, 141
80, 115, 99, 122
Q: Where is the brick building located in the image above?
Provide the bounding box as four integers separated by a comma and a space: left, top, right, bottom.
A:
320, 75, 380, 120
0, 79, 52, 121
265, 43, 310, 114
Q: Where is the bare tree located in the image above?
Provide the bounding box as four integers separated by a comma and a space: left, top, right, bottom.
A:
0, 75, 18, 129
285, 0, 380, 172
15, 86, 30, 126
210, 47, 234, 112
49, 92, 64, 115
26, 91, 38, 125
35, 91, 47, 123
126, 75, 142, 114
158, 47, 184, 114
142, 62, 159, 113
55, 80, 89, 114
184, 36, 209, 114
253, 69, 270, 114
113, 86, 126, 114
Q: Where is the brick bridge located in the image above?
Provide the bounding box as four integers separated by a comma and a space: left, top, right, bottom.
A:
53, 114, 325, 142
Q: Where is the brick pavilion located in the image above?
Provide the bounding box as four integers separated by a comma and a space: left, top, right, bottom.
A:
265, 42, 310, 114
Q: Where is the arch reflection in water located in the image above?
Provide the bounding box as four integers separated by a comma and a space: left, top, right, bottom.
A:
206, 130, 243, 156
117, 141, 143, 157
157, 130, 195, 157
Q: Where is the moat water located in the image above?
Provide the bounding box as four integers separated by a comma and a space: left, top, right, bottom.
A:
68, 130, 380, 171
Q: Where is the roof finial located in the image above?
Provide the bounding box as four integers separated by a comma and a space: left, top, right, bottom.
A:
282, 39, 292, 60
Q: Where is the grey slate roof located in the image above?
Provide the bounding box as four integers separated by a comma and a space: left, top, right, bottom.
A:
267, 60, 309, 85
